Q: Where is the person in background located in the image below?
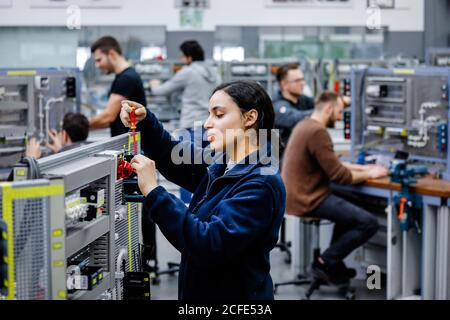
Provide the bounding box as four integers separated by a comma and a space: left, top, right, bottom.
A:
26, 112, 89, 159
273, 63, 315, 154
89, 36, 147, 137
282, 91, 388, 285
149, 40, 221, 203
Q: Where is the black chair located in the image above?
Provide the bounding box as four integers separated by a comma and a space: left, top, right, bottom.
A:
274, 218, 356, 300
275, 217, 292, 264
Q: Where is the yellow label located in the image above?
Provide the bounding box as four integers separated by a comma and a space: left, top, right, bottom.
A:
53, 260, 64, 267
3, 256, 7, 264
401, 129, 408, 137
1, 183, 64, 300
4, 280, 8, 287
98, 273, 103, 280
15, 169, 26, 177
52, 242, 62, 250
92, 278, 97, 285
7, 70, 36, 76
52, 229, 63, 237
394, 69, 415, 75
58, 291, 67, 299
2, 231, 6, 240
144, 277, 149, 282
144, 293, 150, 297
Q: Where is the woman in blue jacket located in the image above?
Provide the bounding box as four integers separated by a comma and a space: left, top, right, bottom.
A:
120, 80, 286, 300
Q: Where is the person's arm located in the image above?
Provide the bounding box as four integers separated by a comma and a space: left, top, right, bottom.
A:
342, 162, 369, 172
274, 102, 313, 129
143, 176, 283, 266
311, 129, 353, 185
121, 101, 208, 192
90, 93, 125, 129
350, 165, 388, 184
150, 68, 189, 96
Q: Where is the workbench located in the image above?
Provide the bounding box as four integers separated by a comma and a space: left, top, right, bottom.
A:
330, 175, 450, 300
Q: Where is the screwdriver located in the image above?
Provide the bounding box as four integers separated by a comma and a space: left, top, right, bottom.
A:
130, 106, 137, 155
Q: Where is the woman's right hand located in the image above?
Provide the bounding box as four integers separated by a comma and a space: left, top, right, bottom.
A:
120, 100, 147, 128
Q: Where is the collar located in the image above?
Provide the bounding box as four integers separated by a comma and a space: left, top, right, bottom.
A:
207, 143, 278, 180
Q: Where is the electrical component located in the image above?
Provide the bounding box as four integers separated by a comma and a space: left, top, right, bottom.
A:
123, 272, 151, 300
351, 67, 450, 177
438, 124, 448, 153
80, 187, 105, 208
122, 153, 144, 203
117, 158, 134, 180
65, 77, 76, 98
65, 193, 88, 224
66, 265, 86, 292
66, 265, 104, 292
343, 110, 351, 140
34, 76, 49, 90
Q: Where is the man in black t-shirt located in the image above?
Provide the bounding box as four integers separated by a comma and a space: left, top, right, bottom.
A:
89, 36, 146, 137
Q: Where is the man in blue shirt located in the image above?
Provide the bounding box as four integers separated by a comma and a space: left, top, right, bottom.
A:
273, 63, 315, 152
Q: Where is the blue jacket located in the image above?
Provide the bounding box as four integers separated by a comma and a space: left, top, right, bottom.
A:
137, 111, 286, 300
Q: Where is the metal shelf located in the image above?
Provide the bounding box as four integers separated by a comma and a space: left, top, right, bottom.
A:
69, 272, 111, 300
66, 215, 110, 257
41, 156, 112, 193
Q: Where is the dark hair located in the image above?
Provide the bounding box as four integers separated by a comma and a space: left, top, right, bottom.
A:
315, 91, 341, 111
91, 36, 122, 55
212, 81, 275, 137
180, 40, 205, 62
276, 63, 300, 83
62, 113, 89, 142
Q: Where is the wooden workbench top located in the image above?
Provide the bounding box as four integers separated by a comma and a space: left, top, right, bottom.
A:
365, 176, 450, 198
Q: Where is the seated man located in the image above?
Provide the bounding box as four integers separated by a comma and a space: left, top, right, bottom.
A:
26, 112, 89, 159
273, 63, 315, 153
282, 91, 388, 284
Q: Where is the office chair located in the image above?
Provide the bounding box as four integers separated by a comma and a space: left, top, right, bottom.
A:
274, 218, 356, 300
275, 217, 292, 263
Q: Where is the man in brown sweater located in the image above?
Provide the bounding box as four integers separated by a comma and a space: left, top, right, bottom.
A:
282, 91, 388, 284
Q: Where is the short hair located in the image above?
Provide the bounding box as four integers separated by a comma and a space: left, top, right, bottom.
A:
91, 36, 122, 55
180, 40, 205, 61
276, 63, 301, 83
315, 91, 341, 111
62, 113, 89, 142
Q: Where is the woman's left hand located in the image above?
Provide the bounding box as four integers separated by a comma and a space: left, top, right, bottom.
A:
131, 155, 158, 197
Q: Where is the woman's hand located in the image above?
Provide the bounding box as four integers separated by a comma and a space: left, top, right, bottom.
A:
131, 154, 158, 196
120, 100, 147, 128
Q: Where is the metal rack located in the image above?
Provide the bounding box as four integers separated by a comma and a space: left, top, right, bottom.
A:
0, 68, 81, 179
0, 133, 142, 300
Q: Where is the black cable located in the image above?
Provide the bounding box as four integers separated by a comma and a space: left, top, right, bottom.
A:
359, 68, 368, 148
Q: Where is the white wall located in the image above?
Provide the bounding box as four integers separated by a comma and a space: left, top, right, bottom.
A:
0, 0, 424, 32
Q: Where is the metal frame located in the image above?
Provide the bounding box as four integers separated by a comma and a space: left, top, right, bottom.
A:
333, 182, 450, 300
350, 66, 450, 180
425, 47, 450, 67
2, 133, 142, 300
